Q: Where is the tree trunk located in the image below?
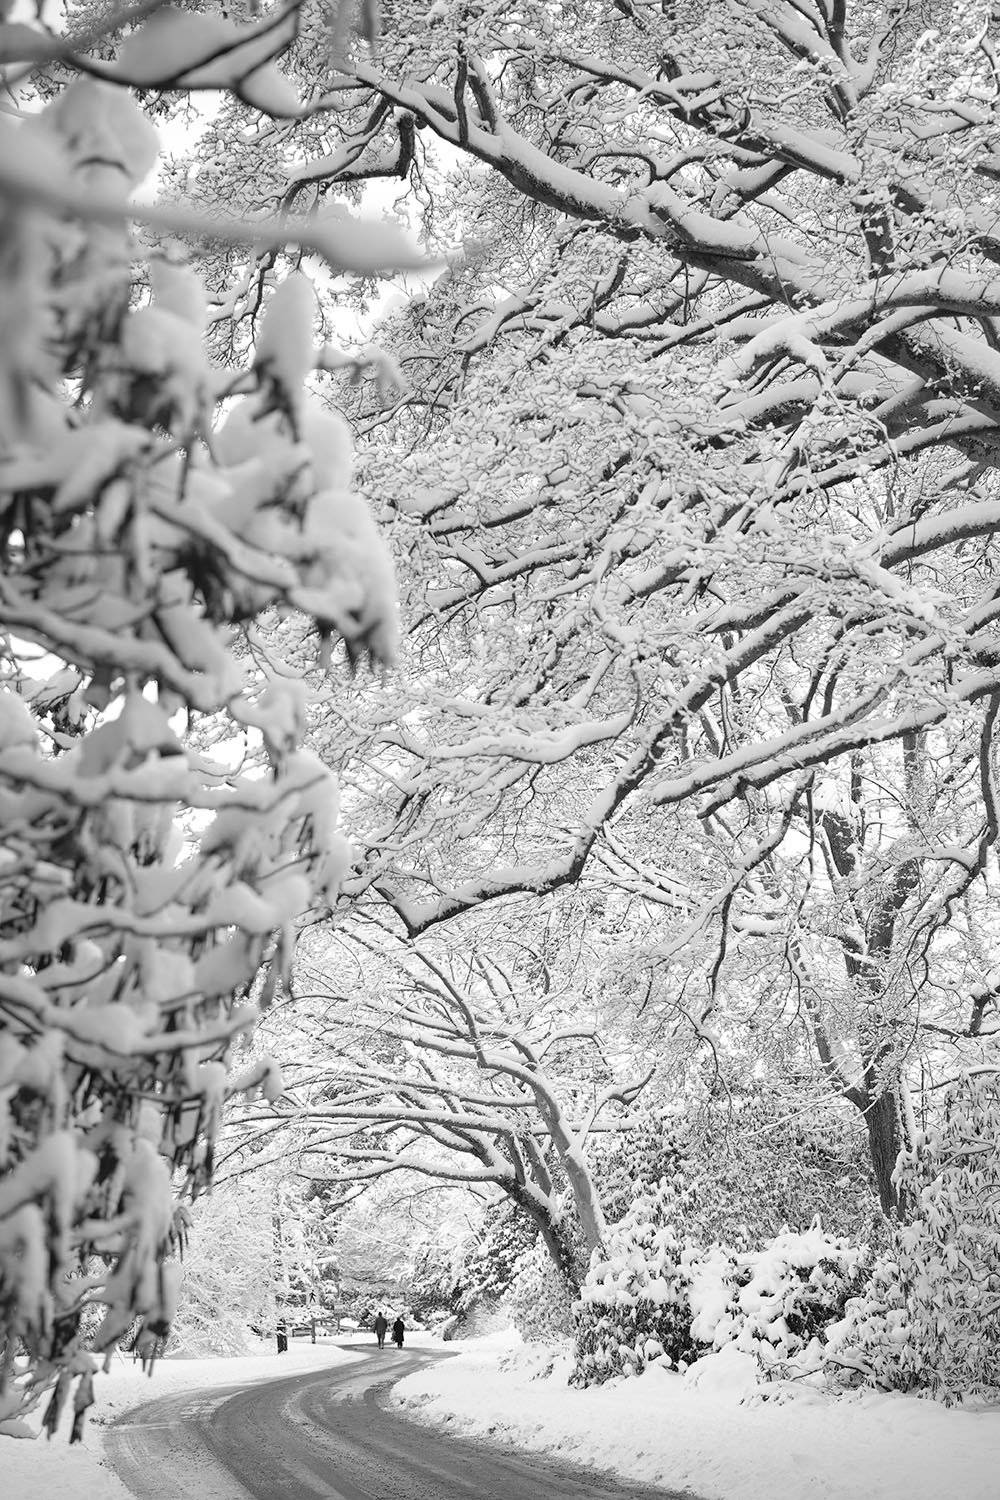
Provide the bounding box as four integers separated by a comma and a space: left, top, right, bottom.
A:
514, 1082, 608, 1300
864, 1086, 909, 1220
538, 1111, 607, 1255
508, 1181, 583, 1295
537, 1214, 584, 1295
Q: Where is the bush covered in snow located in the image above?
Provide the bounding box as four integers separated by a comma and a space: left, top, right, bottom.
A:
572, 1179, 704, 1384
502, 1237, 576, 1344
708, 1223, 867, 1377
578, 1078, 1000, 1400
429, 1202, 539, 1336
826, 1075, 1000, 1399
573, 1175, 867, 1386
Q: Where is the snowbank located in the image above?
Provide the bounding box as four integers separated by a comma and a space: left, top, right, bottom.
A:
3, 1338, 362, 1500
389, 1336, 1000, 1500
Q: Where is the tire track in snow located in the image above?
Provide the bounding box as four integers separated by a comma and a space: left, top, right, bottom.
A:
106, 1345, 696, 1500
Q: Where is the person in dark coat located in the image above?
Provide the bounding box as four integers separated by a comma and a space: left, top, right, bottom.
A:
373, 1312, 388, 1349
391, 1317, 405, 1349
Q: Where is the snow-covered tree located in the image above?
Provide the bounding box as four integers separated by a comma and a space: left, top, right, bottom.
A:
268, 1, 1000, 1212
70, 0, 1000, 1219
0, 7, 408, 1438
232, 921, 651, 1292
9, 0, 1000, 1430
168, 1174, 278, 1358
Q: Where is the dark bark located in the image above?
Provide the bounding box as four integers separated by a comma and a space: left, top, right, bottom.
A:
863, 1086, 908, 1220
507, 1180, 583, 1295
818, 759, 920, 1222
536, 1215, 584, 1296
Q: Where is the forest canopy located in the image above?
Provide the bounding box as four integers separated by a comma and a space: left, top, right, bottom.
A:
2, 0, 1000, 1433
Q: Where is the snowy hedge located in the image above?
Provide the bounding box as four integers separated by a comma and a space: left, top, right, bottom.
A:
711, 1223, 867, 1378
578, 1079, 1000, 1398
572, 1179, 704, 1384
573, 1178, 866, 1386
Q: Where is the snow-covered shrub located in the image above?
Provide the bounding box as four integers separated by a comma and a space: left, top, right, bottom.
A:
444, 1202, 538, 1334
573, 1176, 866, 1387
408, 1242, 462, 1329
502, 1236, 576, 1343
707, 1221, 868, 1377
827, 1075, 1000, 1398
572, 1178, 705, 1385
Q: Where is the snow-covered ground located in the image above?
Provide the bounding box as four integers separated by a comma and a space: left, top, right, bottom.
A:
7, 1330, 1000, 1500
4, 1337, 364, 1500
390, 1333, 1000, 1500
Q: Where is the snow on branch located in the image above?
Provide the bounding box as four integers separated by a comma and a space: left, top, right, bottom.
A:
0, 60, 404, 1438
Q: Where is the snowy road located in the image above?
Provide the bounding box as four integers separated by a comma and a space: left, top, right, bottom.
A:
105, 1345, 693, 1500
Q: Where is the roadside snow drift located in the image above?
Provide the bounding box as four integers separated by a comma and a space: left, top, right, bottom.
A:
390, 1335, 1000, 1500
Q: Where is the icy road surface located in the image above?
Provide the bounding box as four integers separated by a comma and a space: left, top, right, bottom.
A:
105, 1345, 695, 1500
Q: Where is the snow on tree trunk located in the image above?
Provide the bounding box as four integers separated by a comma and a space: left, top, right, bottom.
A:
865, 1085, 909, 1222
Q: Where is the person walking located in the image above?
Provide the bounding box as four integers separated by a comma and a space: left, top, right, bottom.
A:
391, 1316, 405, 1349
373, 1312, 388, 1350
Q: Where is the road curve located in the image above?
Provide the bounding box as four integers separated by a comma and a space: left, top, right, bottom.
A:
105, 1345, 695, 1500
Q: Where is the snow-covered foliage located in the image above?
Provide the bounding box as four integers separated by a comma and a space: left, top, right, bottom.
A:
0, 67, 399, 1438
501, 1237, 576, 1344
702, 1223, 867, 1378
827, 1074, 1000, 1399
576, 1077, 1000, 1398
450, 1202, 538, 1329
574, 1177, 866, 1387
573, 1179, 703, 1385
407, 1241, 462, 1330
102, 0, 1000, 1270
243, 0, 1000, 1226
168, 1176, 277, 1358
169, 1171, 336, 1357
10, 0, 1000, 1433
406, 1197, 579, 1340
596, 1094, 876, 1246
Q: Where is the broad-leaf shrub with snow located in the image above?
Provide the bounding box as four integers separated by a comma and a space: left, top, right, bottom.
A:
827, 1074, 1000, 1399
702, 1223, 867, 1379
573, 1179, 703, 1385
573, 1177, 867, 1387
449, 1202, 538, 1332
501, 1236, 576, 1344
407, 1241, 461, 1331
0, 74, 397, 1438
